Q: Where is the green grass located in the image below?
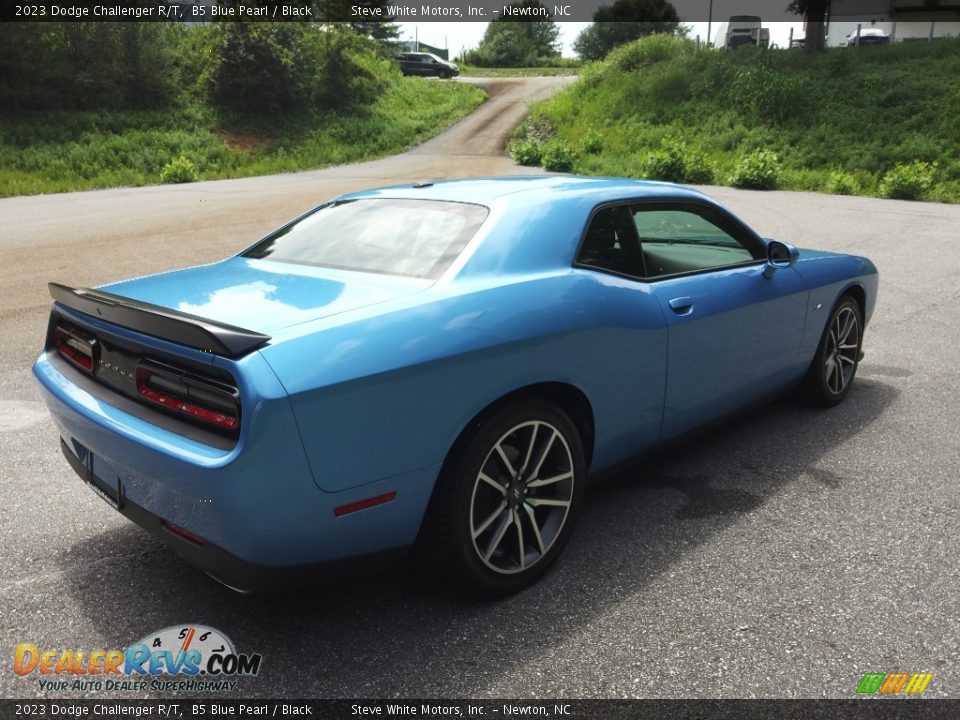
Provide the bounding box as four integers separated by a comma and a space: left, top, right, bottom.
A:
460, 65, 581, 77
521, 35, 960, 202
0, 78, 484, 197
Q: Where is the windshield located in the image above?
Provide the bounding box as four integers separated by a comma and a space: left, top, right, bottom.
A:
242, 199, 488, 279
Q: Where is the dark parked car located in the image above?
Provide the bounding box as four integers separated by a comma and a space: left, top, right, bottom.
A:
397, 52, 459, 79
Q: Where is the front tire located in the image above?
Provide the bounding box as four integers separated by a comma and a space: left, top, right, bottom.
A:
806, 295, 863, 406
422, 401, 585, 597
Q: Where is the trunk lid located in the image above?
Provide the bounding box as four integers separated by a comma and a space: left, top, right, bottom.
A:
101, 257, 432, 335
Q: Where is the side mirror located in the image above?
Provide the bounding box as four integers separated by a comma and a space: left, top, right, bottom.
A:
763, 240, 799, 278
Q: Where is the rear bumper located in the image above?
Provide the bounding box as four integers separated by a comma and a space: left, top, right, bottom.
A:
59, 438, 407, 592
34, 351, 440, 578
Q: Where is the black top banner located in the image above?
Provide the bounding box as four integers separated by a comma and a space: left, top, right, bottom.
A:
2, 0, 903, 24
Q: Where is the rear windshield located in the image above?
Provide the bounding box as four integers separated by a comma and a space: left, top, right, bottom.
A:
242, 199, 488, 279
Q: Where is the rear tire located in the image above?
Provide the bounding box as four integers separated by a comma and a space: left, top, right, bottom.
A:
420, 401, 585, 597
805, 295, 863, 407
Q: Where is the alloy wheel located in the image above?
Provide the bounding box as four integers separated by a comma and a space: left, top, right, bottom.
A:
468, 420, 575, 575
824, 305, 860, 395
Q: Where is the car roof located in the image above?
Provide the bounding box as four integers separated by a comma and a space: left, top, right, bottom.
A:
336, 175, 712, 208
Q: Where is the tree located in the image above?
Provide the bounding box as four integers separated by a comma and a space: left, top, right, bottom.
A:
788, 0, 831, 52
0, 23, 180, 112
464, 0, 560, 67
317, 0, 400, 46
209, 23, 300, 113
574, 0, 680, 61
208, 23, 386, 113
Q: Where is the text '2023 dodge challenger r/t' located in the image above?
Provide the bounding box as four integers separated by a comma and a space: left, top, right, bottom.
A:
33, 176, 878, 596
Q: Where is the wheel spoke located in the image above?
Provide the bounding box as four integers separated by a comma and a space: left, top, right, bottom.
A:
483, 511, 512, 561
825, 356, 837, 383
478, 472, 507, 496
514, 510, 525, 570
519, 422, 539, 476
826, 357, 842, 393
495, 442, 517, 478
526, 471, 573, 489
838, 342, 858, 350
837, 353, 855, 367
528, 429, 558, 481
526, 497, 570, 509
522, 503, 546, 555
473, 500, 508, 539
838, 312, 856, 344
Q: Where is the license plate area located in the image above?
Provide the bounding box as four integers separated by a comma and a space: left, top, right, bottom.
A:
60, 438, 123, 510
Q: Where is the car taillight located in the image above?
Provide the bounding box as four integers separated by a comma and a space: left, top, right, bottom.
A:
135, 363, 240, 433
54, 324, 96, 373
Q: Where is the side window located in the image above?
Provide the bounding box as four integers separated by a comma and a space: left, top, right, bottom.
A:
576, 206, 646, 278
632, 207, 756, 278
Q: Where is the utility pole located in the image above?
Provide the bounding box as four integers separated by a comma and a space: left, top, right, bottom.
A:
707, 0, 714, 47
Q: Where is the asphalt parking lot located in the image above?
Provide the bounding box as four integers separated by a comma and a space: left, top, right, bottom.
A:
1, 78, 958, 700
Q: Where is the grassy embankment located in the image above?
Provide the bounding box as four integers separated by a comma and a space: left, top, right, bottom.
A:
514, 35, 960, 202
0, 79, 484, 198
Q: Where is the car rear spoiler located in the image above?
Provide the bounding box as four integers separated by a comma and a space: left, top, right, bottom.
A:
48, 282, 271, 358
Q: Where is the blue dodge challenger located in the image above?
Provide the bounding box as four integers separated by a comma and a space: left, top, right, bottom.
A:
33, 176, 878, 595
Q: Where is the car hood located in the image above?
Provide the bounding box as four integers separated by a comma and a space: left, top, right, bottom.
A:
100, 257, 431, 334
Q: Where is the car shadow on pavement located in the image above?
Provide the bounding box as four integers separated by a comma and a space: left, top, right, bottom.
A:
55, 377, 898, 698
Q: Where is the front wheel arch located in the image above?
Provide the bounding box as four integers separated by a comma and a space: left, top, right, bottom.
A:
804, 291, 864, 407
841, 283, 866, 324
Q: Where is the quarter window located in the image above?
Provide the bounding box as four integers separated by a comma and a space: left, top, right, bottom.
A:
577, 206, 646, 277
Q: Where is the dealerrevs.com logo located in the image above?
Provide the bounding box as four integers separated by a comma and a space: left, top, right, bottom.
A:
14, 625, 262, 693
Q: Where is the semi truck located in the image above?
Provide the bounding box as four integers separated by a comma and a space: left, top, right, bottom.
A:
723, 16, 770, 49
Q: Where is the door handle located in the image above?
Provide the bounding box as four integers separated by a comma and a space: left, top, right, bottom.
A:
668, 296, 693, 315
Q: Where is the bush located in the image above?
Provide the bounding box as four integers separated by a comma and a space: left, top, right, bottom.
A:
541, 141, 576, 172
825, 170, 859, 195
581, 130, 604, 155
511, 138, 543, 166
310, 28, 390, 108
729, 149, 781, 190
879, 161, 937, 200
160, 155, 198, 184
208, 25, 388, 114
639, 138, 713, 184
209, 24, 298, 113
607, 33, 692, 73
